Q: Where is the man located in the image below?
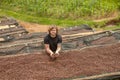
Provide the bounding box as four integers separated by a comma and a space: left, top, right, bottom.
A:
44, 25, 62, 60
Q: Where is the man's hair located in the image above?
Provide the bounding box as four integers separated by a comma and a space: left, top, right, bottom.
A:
48, 25, 58, 34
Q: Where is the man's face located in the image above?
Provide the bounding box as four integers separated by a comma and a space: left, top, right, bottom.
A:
50, 28, 57, 36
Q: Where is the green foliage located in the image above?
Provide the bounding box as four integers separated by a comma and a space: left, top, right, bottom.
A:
0, 0, 119, 20
0, 0, 120, 30
0, 9, 94, 27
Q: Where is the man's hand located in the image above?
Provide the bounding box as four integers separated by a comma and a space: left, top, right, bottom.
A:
54, 43, 61, 57
50, 52, 54, 58
55, 52, 60, 57
55, 52, 59, 55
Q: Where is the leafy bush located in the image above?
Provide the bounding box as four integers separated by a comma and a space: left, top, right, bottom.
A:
0, 0, 119, 20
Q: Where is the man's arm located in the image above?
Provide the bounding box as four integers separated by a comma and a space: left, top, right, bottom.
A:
44, 44, 54, 56
55, 43, 62, 54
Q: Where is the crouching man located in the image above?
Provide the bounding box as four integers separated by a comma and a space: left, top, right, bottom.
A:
44, 25, 62, 60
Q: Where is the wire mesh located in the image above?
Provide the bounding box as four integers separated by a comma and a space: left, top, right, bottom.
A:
0, 22, 120, 55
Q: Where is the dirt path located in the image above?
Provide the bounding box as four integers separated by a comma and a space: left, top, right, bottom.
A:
18, 21, 51, 33
18, 21, 61, 33
18, 16, 119, 34
93, 12, 119, 22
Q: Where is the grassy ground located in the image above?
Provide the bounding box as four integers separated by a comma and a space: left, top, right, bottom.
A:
0, 9, 94, 27
0, 0, 120, 30
0, 0, 119, 19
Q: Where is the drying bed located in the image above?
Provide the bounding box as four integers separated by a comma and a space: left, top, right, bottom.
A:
0, 42, 120, 80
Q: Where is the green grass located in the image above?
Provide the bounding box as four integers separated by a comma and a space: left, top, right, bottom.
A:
0, 9, 95, 27
0, 9, 120, 31
0, 0, 119, 20
0, 0, 120, 30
